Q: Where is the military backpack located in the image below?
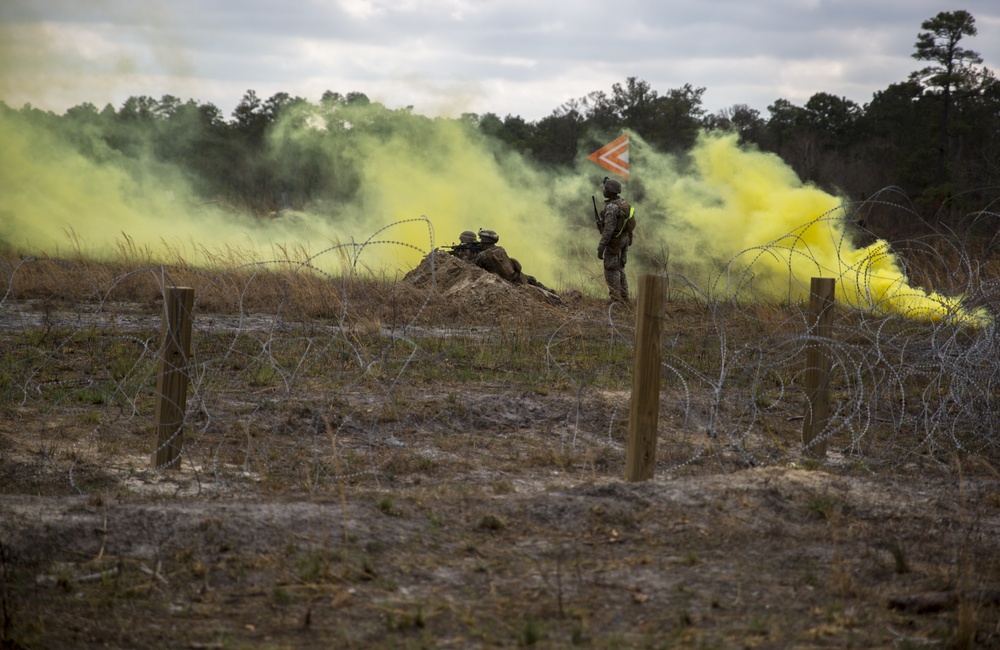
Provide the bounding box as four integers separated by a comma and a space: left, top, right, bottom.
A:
612, 198, 636, 240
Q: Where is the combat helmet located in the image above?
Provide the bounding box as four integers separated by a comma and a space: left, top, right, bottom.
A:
478, 229, 499, 244
459, 230, 477, 244
603, 177, 622, 195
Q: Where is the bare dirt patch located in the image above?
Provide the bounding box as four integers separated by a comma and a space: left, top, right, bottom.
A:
3, 462, 998, 649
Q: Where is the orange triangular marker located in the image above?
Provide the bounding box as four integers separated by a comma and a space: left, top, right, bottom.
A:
587, 134, 629, 180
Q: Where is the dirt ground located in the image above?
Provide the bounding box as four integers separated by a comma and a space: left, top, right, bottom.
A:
2, 253, 1000, 649
3, 453, 999, 649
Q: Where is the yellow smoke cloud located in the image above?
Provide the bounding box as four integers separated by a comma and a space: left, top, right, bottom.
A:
0, 98, 985, 325
0, 107, 353, 266
0, 103, 567, 286
652, 132, 986, 325
345, 118, 563, 282
261, 103, 571, 284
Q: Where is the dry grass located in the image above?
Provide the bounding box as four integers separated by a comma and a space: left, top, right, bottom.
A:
2, 249, 999, 648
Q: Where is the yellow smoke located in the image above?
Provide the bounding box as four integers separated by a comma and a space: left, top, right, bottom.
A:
0, 103, 567, 285
0, 108, 351, 267
653, 132, 986, 325
334, 116, 563, 283
0, 98, 985, 325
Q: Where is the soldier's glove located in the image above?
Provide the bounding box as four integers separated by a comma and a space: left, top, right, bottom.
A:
597, 244, 606, 260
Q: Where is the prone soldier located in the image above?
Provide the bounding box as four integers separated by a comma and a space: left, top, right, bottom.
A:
443, 230, 483, 262
475, 229, 552, 292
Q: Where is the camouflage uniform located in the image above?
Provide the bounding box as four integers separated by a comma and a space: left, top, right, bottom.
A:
450, 230, 480, 263
596, 178, 633, 302
474, 229, 555, 293
474, 236, 528, 286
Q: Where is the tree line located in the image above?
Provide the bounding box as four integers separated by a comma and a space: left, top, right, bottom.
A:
4, 10, 997, 237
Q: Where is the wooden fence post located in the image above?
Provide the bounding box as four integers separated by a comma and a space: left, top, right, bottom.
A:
152, 286, 194, 470
802, 277, 836, 460
625, 274, 666, 482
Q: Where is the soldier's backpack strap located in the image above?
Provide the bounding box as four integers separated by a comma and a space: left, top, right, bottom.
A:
614, 200, 635, 239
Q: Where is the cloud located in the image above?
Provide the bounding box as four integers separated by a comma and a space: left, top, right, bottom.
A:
1, 0, 999, 121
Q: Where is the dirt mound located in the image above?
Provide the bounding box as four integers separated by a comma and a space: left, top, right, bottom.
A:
402, 250, 562, 318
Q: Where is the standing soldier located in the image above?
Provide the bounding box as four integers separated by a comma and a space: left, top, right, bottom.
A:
595, 177, 634, 303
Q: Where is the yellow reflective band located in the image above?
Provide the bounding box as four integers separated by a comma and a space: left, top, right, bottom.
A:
614, 206, 635, 238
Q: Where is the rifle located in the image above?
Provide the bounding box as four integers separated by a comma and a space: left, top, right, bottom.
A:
441, 241, 484, 257
592, 195, 602, 230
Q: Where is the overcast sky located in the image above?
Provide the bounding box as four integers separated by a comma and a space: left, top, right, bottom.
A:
2, 0, 999, 123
